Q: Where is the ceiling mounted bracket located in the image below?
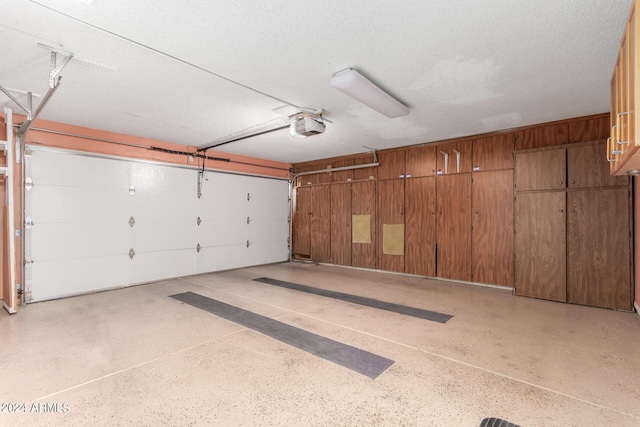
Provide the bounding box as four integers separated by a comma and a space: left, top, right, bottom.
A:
49, 51, 73, 89
363, 145, 378, 163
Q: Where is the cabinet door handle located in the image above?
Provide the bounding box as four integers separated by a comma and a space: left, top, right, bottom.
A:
617, 112, 629, 145
606, 137, 616, 162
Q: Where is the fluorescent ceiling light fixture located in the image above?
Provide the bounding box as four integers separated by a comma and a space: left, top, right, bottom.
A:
330, 69, 409, 118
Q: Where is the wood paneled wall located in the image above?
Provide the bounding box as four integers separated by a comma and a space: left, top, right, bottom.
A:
292, 113, 613, 289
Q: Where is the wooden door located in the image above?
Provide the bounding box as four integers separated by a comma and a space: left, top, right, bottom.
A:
294, 186, 311, 257
330, 183, 351, 266
377, 150, 406, 180
405, 145, 436, 178
436, 173, 472, 281
377, 179, 405, 272
514, 149, 566, 191
567, 189, 632, 310
351, 181, 376, 268
310, 185, 331, 263
472, 170, 514, 287
405, 177, 436, 276
514, 192, 566, 302
472, 134, 514, 171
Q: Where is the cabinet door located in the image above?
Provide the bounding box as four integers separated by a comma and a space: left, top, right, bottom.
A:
405, 177, 436, 276
310, 185, 331, 263
472, 134, 514, 171
472, 170, 514, 287
330, 183, 351, 266
377, 150, 406, 180
330, 159, 354, 183
514, 192, 566, 302
436, 173, 471, 281
436, 140, 472, 175
294, 186, 311, 257
353, 155, 378, 181
514, 149, 566, 191
567, 143, 629, 188
567, 189, 632, 310
351, 181, 376, 268
515, 123, 568, 150
405, 145, 436, 178
377, 179, 405, 272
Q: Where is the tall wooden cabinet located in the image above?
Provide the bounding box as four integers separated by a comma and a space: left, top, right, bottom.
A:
514, 141, 633, 310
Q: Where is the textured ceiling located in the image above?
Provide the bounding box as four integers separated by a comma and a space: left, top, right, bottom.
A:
0, 0, 633, 163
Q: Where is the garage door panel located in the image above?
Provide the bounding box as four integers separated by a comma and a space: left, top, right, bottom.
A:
248, 219, 289, 244
30, 255, 133, 302
30, 222, 130, 260
194, 245, 248, 274
130, 249, 195, 283
245, 242, 288, 266
32, 186, 131, 223
132, 221, 198, 252
197, 220, 248, 247
132, 192, 198, 222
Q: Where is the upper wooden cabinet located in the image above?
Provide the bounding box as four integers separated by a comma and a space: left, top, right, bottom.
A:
405, 145, 436, 178
609, 3, 638, 175
435, 140, 472, 175
567, 142, 629, 188
514, 149, 566, 191
472, 134, 514, 171
376, 150, 406, 180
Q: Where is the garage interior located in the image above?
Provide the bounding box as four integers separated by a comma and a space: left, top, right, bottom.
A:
1, 1, 640, 426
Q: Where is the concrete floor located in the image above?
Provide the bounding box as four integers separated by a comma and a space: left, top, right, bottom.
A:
1, 262, 639, 426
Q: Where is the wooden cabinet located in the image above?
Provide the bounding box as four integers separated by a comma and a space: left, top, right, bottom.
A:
351, 181, 376, 268
472, 134, 514, 171
567, 189, 632, 310
436, 140, 472, 175
567, 142, 629, 188
293, 185, 330, 262
330, 183, 351, 265
377, 180, 405, 272
436, 173, 472, 281
405, 177, 436, 276
515, 192, 567, 302
376, 150, 405, 180
352, 155, 378, 181
405, 145, 436, 178
330, 159, 354, 183
609, 2, 638, 175
514, 149, 566, 191
472, 170, 514, 287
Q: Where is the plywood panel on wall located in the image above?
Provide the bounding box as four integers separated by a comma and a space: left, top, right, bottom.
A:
567, 188, 632, 310
377, 150, 405, 180
568, 114, 610, 143
405, 177, 436, 276
330, 183, 351, 266
436, 139, 472, 174
310, 185, 331, 263
330, 159, 354, 183
472, 170, 514, 287
472, 134, 515, 171
352, 155, 378, 181
515, 122, 569, 150
514, 149, 566, 191
377, 180, 405, 272
514, 191, 566, 302
405, 145, 436, 178
294, 186, 311, 257
294, 164, 330, 186
436, 174, 472, 281
351, 181, 376, 268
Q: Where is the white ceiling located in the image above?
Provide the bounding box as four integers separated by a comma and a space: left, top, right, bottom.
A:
0, 0, 632, 163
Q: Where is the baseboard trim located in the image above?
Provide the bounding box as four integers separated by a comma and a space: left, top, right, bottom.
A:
3, 301, 17, 314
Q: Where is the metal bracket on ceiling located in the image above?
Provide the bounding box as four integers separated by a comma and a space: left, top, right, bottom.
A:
363, 145, 378, 163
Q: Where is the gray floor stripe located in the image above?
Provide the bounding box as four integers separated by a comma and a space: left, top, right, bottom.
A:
253, 277, 453, 323
170, 291, 395, 379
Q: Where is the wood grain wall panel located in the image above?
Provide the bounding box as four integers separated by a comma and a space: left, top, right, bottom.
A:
377, 180, 405, 272
472, 134, 515, 171
405, 145, 436, 177
330, 183, 352, 265
436, 139, 472, 174
330, 159, 354, 183
472, 170, 514, 287
377, 150, 406, 180
515, 123, 569, 150
514, 149, 566, 191
310, 185, 331, 262
351, 181, 376, 268
405, 177, 436, 276
352, 155, 378, 181
514, 192, 566, 302
293, 186, 311, 257
567, 142, 630, 188
294, 164, 331, 186
568, 115, 610, 143
436, 174, 472, 281
567, 189, 632, 310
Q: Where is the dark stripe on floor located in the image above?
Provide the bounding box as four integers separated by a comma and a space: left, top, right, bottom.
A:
252, 277, 453, 323
479, 418, 521, 427
170, 291, 395, 379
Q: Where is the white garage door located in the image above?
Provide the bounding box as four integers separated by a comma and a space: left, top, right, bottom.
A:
24, 147, 289, 302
